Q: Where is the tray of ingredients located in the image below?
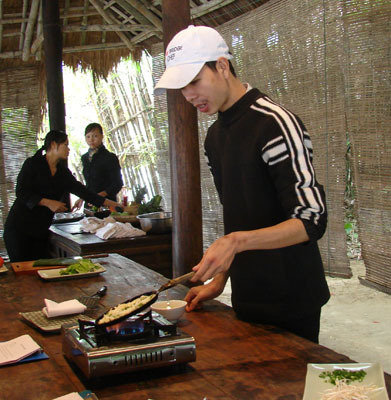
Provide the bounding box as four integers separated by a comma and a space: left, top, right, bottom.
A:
37, 260, 105, 281
303, 363, 389, 400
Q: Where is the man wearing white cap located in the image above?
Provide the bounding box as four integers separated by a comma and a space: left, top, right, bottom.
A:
154, 25, 329, 343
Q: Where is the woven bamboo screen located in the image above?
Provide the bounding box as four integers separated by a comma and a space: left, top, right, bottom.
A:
82, 58, 164, 206
341, 1, 391, 291
0, 66, 42, 257
152, 0, 363, 278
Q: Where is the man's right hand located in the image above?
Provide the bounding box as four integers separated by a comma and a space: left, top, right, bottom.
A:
184, 272, 228, 312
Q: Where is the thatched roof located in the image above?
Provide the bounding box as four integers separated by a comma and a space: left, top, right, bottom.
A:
0, 0, 269, 78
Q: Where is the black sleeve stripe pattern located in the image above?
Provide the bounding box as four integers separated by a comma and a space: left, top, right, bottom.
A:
251, 97, 326, 225
303, 131, 313, 160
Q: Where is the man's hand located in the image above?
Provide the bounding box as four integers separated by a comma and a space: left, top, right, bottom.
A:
191, 219, 310, 283
191, 233, 238, 282
185, 273, 228, 312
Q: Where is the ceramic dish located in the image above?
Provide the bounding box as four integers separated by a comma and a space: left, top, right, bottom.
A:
52, 212, 84, 224
303, 363, 389, 400
37, 265, 106, 281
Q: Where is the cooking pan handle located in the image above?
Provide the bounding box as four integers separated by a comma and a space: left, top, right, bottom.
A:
158, 271, 195, 293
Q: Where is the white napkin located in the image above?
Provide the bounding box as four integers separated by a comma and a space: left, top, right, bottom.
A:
42, 299, 86, 318
95, 221, 146, 240
79, 216, 116, 233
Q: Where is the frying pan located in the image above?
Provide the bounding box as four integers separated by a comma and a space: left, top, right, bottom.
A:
94, 271, 195, 328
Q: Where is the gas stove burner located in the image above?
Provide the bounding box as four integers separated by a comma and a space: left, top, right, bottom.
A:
78, 310, 178, 347
62, 311, 196, 378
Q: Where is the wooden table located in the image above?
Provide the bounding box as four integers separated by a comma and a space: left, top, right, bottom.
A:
1, 253, 390, 400
49, 222, 173, 277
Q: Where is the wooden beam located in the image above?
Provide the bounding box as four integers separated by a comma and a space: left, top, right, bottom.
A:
191, 0, 235, 18
122, 0, 163, 31
89, 0, 135, 51
0, 50, 22, 58
1, 8, 100, 22
131, 29, 162, 44
62, 23, 158, 32
81, 0, 89, 46
35, 0, 43, 60
0, 0, 3, 52
103, 0, 116, 9
62, 0, 70, 45
113, 0, 149, 25
0, 112, 10, 226
162, 0, 203, 277
42, 0, 66, 132
1, 41, 128, 59
140, 0, 162, 19
103, 3, 129, 23
31, 33, 43, 55
62, 41, 126, 52
19, 0, 28, 50
22, 0, 40, 61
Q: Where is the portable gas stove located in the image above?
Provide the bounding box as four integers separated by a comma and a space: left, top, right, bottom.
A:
62, 310, 196, 378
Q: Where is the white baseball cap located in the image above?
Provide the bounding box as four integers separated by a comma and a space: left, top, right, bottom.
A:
154, 25, 233, 96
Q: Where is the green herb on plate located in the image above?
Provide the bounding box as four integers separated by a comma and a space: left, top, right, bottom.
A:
59, 259, 100, 275
319, 369, 367, 385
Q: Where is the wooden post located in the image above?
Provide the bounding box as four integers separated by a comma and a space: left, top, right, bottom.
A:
0, 111, 9, 228
42, 0, 65, 132
162, 0, 203, 277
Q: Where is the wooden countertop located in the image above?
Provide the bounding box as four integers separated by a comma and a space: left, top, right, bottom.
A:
1, 253, 390, 399
49, 222, 172, 247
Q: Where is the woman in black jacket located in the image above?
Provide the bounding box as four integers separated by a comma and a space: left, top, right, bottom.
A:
3, 130, 122, 262
73, 123, 123, 210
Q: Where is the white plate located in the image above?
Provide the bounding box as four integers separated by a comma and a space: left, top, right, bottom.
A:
37, 264, 106, 281
53, 212, 84, 224
303, 363, 389, 400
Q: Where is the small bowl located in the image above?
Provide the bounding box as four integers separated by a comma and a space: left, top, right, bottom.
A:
137, 212, 172, 234
151, 300, 187, 321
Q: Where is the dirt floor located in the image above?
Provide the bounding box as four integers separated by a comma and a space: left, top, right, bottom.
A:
216, 260, 391, 374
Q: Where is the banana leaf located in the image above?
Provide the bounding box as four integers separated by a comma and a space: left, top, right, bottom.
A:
33, 257, 82, 267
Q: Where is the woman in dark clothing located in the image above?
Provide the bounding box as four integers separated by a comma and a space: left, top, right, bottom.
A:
73, 123, 123, 210
3, 130, 122, 262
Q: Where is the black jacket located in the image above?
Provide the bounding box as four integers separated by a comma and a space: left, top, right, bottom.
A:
81, 145, 123, 201
205, 87, 330, 323
4, 153, 105, 237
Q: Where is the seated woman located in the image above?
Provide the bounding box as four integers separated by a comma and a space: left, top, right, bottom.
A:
73, 122, 123, 210
3, 130, 123, 262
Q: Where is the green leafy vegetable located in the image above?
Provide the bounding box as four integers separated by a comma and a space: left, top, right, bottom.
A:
59, 259, 100, 275
134, 185, 147, 204
110, 211, 130, 216
138, 194, 163, 215
319, 369, 367, 385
